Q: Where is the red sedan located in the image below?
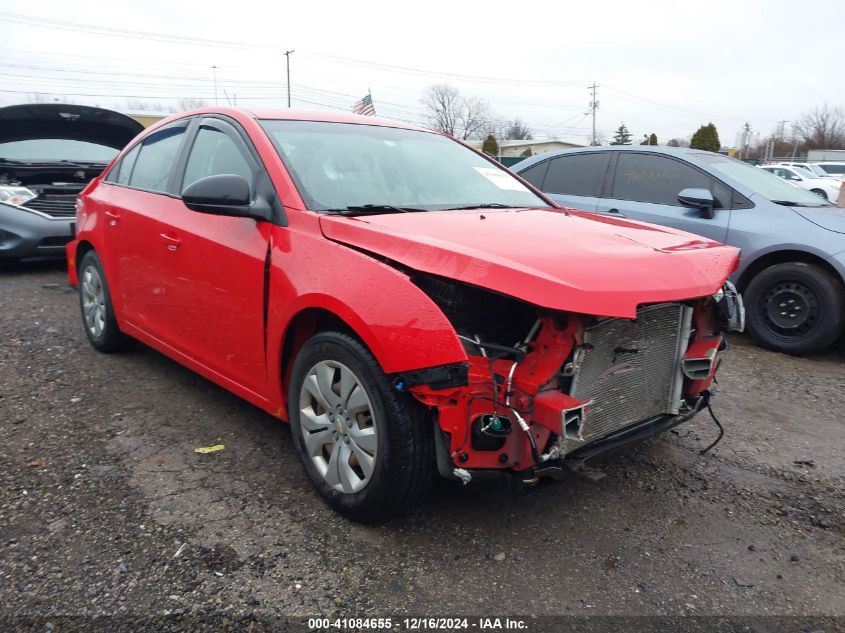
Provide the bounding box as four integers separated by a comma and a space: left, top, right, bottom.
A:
67, 108, 743, 521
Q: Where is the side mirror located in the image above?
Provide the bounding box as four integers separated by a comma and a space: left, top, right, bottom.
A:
182, 174, 257, 218
677, 187, 715, 219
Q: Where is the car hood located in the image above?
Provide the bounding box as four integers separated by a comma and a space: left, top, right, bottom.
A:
792, 206, 845, 235
0, 104, 143, 149
319, 208, 740, 318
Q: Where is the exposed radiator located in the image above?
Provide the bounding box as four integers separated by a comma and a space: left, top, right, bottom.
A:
567, 303, 692, 449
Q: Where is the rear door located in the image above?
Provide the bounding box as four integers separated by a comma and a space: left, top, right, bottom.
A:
532, 152, 609, 212
98, 120, 191, 331
150, 116, 272, 395
597, 152, 731, 243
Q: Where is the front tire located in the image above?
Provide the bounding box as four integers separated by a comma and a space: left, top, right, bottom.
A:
810, 189, 828, 200
744, 262, 844, 354
77, 250, 133, 353
288, 331, 435, 522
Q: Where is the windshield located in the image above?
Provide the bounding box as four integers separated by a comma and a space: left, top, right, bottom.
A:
790, 165, 820, 179
0, 139, 118, 163
698, 155, 832, 207
259, 120, 549, 212
805, 164, 829, 177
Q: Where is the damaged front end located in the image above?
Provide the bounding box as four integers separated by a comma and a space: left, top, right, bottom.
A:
396, 273, 744, 484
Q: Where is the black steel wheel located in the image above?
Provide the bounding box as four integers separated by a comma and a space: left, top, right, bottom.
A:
745, 262, 844, 354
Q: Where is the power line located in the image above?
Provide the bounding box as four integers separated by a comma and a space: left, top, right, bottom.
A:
0, 11, 592, 88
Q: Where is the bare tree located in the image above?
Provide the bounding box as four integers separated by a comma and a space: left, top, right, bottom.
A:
422, 84, 491, 140
793, 104, 845, 149
26, 93, 75, 104
666, 137, 690, 148
459, 95, 491, 140
178, 98, 210, 111
126, 99, 175, 112
504, 118, 533, 140
423, 84, 462, 136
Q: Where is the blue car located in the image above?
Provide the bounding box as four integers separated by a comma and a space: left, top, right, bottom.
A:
514, 146, 845, 355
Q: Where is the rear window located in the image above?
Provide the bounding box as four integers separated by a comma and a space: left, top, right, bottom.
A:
820, 164, 845, 176
110, 144, 141, 185
128, 124, 187, 193
543, 153, 610, 197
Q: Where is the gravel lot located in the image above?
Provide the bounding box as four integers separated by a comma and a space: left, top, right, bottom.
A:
1, 261, 843, 628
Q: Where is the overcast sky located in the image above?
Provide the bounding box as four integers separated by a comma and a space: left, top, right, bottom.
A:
0, 0, 841, 146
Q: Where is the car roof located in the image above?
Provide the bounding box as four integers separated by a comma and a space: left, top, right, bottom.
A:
147, 106, 434, 135
513, 144, 721, 171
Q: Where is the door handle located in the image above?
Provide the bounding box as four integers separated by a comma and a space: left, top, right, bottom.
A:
160, 233, 182, 251
104, 210, 121, 226
606, 208, 626, 217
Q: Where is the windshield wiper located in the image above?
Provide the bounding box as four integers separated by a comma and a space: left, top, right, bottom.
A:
323, 204, 427, 216
770, 200, 801, 206
442, 203, 519, 210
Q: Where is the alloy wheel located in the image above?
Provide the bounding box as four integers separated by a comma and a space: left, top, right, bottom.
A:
81, 265, 106, 338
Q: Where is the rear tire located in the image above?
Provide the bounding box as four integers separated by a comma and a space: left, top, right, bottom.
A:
744, 262, 844, 355
77, 250, 133, 353
288, 331, 436, 522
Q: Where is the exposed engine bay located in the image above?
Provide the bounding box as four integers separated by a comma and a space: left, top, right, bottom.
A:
401, 272, 744, 483
0, 162, 97, 217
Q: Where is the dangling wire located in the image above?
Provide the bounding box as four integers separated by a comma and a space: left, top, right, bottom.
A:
699, 391, 724, 455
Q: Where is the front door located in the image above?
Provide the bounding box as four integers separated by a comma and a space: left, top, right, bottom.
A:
596, 152, 731, 243
151, 117, 271, 395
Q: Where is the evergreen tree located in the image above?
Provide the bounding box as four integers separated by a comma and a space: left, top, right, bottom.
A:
520, 147, 533, 157
648, 133, 658, 145
690, 123, 721, 152
481, 134, 499, 156
610, 123, 633, 145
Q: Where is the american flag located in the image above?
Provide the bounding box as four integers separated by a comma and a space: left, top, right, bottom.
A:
352, 93, 376, 116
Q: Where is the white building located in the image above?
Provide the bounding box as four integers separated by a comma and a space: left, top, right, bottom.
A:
470, 138, 583, 158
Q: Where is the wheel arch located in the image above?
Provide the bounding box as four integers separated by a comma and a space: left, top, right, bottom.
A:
74, 239, 96, 271
271, 291, 468, 416
279, 306, 360, 398
737, 249, 844, 292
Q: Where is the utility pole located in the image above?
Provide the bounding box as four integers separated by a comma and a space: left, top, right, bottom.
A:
211, 65, 219, 106
738, 122, 751, 160
777, 120, 789, 142
587, 83, 599, 146
284, 50, 295, 107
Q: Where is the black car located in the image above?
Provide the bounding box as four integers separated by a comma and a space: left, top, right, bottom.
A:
0, 104, 143, 260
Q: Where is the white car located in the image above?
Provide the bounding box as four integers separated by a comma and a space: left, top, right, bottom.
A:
814, 162, 845, 180
780, 162, 839, 180
760, 164, 841, 201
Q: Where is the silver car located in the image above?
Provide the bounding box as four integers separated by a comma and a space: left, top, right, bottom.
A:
0, 104, 143, 261
514, 146, 845, 355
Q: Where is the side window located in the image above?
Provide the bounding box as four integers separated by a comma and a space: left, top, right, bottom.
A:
544, 153, 610, 197
612, 154, 714, 207
112, 144, 141, 185
129, 124, 188, 193
518, 161, 549, 189
711, 179, 732, 210
182, 125, 254, 192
